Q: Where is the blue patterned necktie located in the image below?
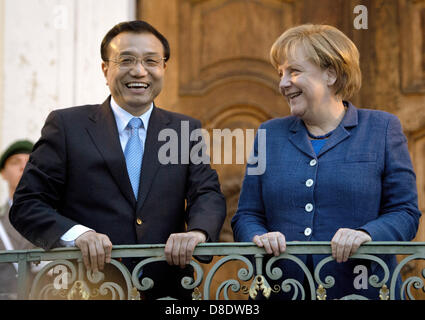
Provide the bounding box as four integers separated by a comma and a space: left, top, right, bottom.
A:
125, 117, 144, 200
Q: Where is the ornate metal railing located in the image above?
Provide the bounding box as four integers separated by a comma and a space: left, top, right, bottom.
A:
1, 241, 425, 300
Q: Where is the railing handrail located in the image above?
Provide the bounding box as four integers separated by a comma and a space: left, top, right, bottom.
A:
1, 241, 425, 263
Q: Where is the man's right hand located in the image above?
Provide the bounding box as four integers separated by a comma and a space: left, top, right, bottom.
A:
75, 230, 112, 272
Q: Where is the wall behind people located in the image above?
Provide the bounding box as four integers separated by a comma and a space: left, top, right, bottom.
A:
0, 0, 136, 202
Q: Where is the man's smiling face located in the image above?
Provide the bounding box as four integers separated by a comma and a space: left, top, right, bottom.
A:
102, 31, 166, 116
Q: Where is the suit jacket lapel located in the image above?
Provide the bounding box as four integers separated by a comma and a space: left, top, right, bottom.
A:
317, 102, 358, 157
86, 97, 136, 207
316, 126, 350, 157
136, 106, 170, 213
288, 119, 316, 159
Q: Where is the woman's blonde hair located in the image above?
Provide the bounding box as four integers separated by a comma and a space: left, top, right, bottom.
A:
270, 24, 361, 99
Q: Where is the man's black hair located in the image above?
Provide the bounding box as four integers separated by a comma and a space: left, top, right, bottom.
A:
101, 20, 170, 62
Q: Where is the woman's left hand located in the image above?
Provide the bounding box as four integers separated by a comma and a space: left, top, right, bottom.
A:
331, 228, 372, 263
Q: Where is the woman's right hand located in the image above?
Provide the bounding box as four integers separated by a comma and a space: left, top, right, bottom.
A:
253, 232, 286, 256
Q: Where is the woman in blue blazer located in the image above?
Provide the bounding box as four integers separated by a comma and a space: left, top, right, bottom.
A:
231, 24, 421, 300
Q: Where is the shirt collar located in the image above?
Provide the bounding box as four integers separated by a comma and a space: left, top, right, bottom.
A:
110, 96, 153, 133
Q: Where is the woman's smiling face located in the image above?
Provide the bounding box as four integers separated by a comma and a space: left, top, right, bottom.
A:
277, 45, 335, 119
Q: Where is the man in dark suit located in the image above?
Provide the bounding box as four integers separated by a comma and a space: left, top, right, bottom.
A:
9, 20, 226, 299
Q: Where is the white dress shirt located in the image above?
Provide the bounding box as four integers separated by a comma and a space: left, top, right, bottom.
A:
59, 97, 153, 246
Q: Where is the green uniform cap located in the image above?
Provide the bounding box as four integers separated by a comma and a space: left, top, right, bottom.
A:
0, 140, 34, 169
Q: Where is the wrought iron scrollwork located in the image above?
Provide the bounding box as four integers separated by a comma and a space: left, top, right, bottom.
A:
2, 242, 425, 300
203, 254, 254, 300
265, 253, 316, 300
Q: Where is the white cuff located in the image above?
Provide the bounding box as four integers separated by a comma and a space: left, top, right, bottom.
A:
59, 225, 94, 247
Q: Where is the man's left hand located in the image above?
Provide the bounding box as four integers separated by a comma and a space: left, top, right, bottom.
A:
164, 231, 207, 268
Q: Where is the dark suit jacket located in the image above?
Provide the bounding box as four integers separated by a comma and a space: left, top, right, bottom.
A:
10, 97, 226, 299
232, 102, 421, 299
